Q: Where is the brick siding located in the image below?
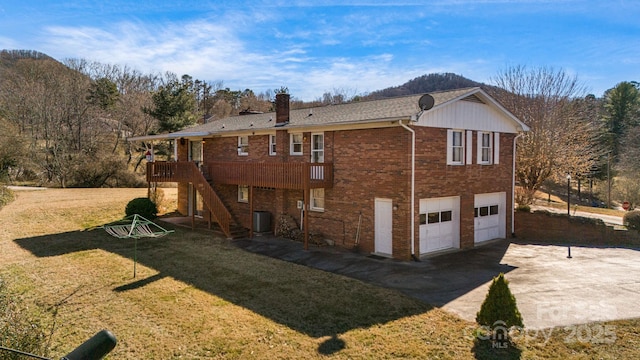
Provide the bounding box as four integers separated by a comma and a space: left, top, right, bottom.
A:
173, 125, 516, 260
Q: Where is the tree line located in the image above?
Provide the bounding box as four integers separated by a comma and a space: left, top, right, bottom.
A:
0, 50, 639, 208
488, 66, 639, 207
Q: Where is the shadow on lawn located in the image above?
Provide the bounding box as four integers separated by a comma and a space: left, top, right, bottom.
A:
15, 225, 515, 355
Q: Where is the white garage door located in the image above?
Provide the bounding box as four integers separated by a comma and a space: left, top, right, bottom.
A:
474, 192, 506, 243
419, 196, 460, 254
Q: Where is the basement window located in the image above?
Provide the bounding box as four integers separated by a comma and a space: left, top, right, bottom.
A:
238, 185, 249, 203
310, 188, 325, 211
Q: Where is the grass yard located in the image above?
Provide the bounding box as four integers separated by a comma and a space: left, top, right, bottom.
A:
1, 188, 639, 359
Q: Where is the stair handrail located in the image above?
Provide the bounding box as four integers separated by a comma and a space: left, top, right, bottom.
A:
187, 162, 232, 238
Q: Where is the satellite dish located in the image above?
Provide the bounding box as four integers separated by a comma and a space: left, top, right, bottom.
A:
418, 94, 435, 111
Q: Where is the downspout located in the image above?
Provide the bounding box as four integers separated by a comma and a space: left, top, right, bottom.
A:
173, 139, 178, 162
399, 120, 418, 261
512, 133, 524, 237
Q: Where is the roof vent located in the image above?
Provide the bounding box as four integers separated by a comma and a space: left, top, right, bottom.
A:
462, 94, 485, 104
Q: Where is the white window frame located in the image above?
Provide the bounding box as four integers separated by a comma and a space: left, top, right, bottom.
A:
311, 132, 324, 163
290, 133, 303, 155
477, 131, 493, 165
238, 136, 249, 156
269, 134, 277, 156
310, 188, 325, 211
447, 129, 465, 165
238, 185, 249, 203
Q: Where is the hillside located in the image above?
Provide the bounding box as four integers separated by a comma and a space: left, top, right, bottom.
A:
0, 49, 56, 68
364, 73, 486, 99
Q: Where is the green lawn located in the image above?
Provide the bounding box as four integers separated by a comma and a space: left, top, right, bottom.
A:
1, 188, 638, 359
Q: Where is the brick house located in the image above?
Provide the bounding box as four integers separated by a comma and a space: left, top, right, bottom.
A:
130, 87, 529, 260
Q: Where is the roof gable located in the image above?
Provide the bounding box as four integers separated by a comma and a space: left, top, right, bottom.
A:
416, 88, 529, 133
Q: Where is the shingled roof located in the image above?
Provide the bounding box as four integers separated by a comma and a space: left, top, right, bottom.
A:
129, 87, 526, 141
172, 87, 476, 135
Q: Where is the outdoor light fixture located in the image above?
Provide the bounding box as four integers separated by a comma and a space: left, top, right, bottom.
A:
567, 174, 572, 216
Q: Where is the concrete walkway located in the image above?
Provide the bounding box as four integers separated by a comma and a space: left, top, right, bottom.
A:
233, 236, 640, 329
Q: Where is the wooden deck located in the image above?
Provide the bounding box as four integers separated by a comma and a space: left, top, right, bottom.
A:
147, 161, 333, 189
146, 161, 331, 249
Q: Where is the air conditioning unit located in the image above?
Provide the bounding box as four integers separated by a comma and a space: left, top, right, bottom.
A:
253, 211, 271, 233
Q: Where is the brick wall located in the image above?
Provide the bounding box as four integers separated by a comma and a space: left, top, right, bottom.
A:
413, 128, 516, 251
515, 211, 640, 246
175, 125, 517, 261
329, 127, 412, 258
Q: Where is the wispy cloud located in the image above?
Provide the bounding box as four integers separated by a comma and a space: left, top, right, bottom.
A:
2, 0, 638, 99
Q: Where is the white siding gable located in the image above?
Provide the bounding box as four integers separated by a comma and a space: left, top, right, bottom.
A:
417, 100, 521, 134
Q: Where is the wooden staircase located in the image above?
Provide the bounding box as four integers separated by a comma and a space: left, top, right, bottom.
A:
188, 162, 237, 239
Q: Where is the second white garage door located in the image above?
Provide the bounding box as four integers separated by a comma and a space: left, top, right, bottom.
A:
419, 196, 460, 255
474, 192, 506, 243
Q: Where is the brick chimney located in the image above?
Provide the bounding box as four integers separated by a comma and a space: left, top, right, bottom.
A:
275, 93, 290, 124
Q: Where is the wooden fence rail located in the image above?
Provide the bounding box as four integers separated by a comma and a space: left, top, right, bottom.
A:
147, 161, 333, 189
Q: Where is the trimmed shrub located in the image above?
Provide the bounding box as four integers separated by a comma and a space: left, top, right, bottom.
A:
125, 197, 158, 219
623, 210, 640, 230
149, 188, 166, 212
476, 273, 523, 330
515, 204, 530, 213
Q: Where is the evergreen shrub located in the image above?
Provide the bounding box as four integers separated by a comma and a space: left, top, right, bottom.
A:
125, 197, 158, 219
623, 210, 640, 230
476, 273, 524, 330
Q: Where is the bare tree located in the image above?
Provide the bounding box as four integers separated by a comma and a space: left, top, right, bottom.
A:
614, 125, 640, 207
489, 66, 602, 204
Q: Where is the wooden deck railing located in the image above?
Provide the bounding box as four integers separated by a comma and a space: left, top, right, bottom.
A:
148, 161, 232, 238
148, 161, 333, 189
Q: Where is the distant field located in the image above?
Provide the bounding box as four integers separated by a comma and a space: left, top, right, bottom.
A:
0, 188, 638, 359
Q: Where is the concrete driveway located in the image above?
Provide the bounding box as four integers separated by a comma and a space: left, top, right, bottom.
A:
234, 237, 640, 330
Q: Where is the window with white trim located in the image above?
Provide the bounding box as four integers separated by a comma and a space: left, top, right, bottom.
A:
269, 134, 277, 156
238, 136, 249, 156
290, 133, 303, 155
310, 188, 325, 211
447, 129, 465, 165
238, 185, 249, 203
478, 131, 493, 164
311, 133, 324, 163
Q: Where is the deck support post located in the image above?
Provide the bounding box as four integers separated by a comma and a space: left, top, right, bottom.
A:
303, 165, 310, 250
191, 184, 196, 230
249, 185, 254, 239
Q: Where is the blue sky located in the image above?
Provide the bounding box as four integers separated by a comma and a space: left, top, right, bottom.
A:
0, 0, 638, 100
